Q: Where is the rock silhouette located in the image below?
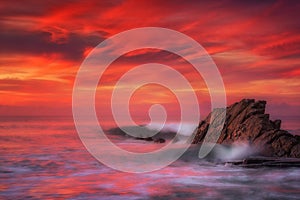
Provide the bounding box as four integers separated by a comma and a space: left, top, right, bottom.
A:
192, 99, 300, 158
107, 126, 169, 143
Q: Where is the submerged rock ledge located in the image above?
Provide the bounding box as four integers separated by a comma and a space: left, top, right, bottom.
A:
193, 99, 300, 158
225, 157, 300, 168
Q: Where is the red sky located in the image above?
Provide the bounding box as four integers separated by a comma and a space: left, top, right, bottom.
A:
1, 0, 300, 129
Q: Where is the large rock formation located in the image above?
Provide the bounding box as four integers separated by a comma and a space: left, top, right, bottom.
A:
192, 99, 300, 158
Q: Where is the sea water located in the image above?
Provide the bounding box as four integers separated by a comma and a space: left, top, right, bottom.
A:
1, 116, 299, 199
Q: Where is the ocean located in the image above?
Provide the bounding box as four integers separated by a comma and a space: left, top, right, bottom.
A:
1, 116, 299, 199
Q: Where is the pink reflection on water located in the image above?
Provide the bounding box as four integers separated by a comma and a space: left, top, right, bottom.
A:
1, 117, 300, 199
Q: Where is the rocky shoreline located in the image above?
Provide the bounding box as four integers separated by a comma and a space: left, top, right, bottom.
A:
107, 99, 300, 167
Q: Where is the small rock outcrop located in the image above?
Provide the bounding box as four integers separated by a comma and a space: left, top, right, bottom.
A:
192, 99, 300, 158
108, 126, 167, 143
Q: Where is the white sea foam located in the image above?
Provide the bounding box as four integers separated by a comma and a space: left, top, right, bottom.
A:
146, 122, 196, 136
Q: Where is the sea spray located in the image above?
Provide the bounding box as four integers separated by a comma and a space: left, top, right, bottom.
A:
146, 122, 196, 136
108, 124, 258, 163
174, 143, 257, 164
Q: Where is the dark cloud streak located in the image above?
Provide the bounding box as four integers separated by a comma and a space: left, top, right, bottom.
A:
0, 30, 104, 61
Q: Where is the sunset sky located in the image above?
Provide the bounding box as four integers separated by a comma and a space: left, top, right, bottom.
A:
1, 0, 300, 129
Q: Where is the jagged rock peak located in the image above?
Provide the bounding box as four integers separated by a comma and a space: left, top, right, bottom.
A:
192, 99, 300, 158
